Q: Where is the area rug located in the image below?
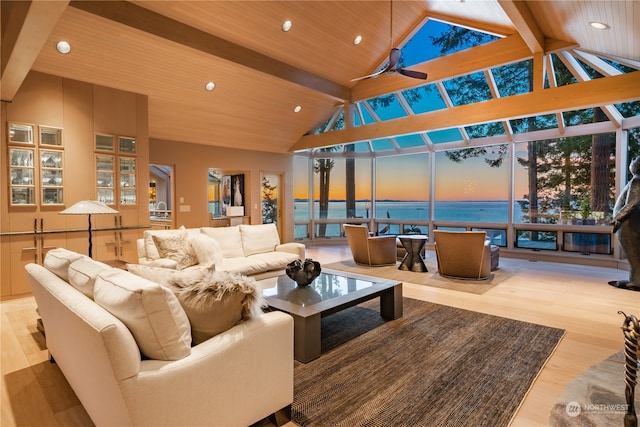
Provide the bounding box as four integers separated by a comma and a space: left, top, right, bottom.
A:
322, 260, 520, 294
548, 351, 640, 426
292, 297, 565, 427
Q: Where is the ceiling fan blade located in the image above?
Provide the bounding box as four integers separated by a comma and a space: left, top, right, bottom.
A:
389, 48, 401, 69
350, 65, 389, 82
398, 68, 428, 80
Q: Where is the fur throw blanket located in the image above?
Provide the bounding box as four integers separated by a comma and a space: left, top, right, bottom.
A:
169, 270, 265, 322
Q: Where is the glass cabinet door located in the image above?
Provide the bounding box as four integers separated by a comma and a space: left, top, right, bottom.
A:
119, 157, 136, 205
96, 154, 115, 204
8, 123, 34, 145
40, 126, 63, 147
9, 148, 36, 205
40, 150, 64, 204
95, 133, 115, 151
119, 137, 136, 154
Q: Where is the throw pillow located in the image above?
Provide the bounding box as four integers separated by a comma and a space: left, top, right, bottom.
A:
127, 263, 210, 287
67, 258, 111, 299
170, 270, 265, 345
44, 248, 87, 281
189, 233, 223, 268
239, 223, 280, 256
152, 230, 198, 270
200, 226, 244, 258
94, 269, 192, 360
142, 226, 189, 261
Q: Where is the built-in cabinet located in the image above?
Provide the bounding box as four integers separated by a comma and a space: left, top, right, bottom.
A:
1, 71, 150, 298
93, 133, 140, 262
95, 133, 137, 206
8, 123, 65, 206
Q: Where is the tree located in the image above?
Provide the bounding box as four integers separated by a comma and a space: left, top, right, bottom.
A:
261, 176, 277, 224
314, 157, 334, 237
345, 144, 356, 218
431, 26, 619, 227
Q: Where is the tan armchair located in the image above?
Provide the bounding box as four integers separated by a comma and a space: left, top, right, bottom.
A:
343, 224, 397, 266
434, 230, 493, 279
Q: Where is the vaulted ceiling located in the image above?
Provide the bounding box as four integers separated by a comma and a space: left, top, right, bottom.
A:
2, 1, 639, 154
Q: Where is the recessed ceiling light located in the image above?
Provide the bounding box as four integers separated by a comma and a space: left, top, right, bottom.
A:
293, 105, 302, 113
205, 81, 215, 91
282, 20, 293, 32
589, 21, 610, 30
56, 40, 71, 54
353, 35, 363, 45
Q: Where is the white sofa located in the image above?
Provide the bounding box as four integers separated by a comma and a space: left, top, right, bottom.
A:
137, 224, 305, 280
26, 248, 294, 427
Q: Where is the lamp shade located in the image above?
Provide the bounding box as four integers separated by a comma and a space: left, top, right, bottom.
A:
60, 200, 119, 215
59, 201, 119, 258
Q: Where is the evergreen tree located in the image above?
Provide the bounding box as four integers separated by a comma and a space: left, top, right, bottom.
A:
261, 176, 277, 224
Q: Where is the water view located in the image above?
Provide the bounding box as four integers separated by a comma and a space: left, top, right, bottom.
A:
294, 200, 524, 239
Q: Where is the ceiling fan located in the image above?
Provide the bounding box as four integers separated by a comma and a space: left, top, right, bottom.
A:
351, 1, 428, 82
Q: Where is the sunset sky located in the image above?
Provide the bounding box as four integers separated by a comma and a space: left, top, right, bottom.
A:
294, 152, 528, 201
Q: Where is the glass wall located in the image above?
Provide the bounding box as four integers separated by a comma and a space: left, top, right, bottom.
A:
293, 125, 638, 259
514, 133, 616, 225
375, 153, 430, 235
434, 147, 510, 223
312, 157, 371, 238
293, 156, 310, 240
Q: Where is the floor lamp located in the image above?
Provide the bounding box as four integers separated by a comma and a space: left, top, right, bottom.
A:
60, 200, 119, 258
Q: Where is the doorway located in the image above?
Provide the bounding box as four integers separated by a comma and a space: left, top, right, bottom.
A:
261, 173, 282, 238
149, 164, 174, 228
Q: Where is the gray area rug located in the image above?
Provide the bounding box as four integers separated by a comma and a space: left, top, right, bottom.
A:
322, 260, 519, 294
292, 298, 565, 427
548, 351, 640, 426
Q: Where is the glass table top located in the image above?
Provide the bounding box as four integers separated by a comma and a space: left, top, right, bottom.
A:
261, 271, 380, 308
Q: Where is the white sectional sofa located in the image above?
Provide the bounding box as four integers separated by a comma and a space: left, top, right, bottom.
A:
26, 248, 294, 427
137, 223, 305, 280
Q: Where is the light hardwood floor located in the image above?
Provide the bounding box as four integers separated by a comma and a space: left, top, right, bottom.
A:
2, 245, 638, 427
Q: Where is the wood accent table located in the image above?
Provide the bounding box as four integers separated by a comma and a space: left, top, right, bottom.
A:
260, 269, 402, 363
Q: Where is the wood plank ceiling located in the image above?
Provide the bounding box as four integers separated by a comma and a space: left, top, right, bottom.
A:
2, 1, 639, 154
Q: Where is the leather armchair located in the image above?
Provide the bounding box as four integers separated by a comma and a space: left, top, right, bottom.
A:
434, 230, 492, 279
343, 224, 397, 266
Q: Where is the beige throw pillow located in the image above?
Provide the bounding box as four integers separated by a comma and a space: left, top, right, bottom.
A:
94, 269, 192, 361
200, 226, 244, 258
189, 233, 223, 267
152, 230, 198, 270
239, 223, 281, 256
127, 263, 210, 287
44, 248, 87, 281
67, 258, 111, 299
170, 271, 265, 345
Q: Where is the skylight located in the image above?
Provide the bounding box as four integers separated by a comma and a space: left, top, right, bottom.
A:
304, 16, 640, 157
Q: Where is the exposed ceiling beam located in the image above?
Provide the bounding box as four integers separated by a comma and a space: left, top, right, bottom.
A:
351, 34, 579, 102
69, 1, 351, 102
291, 72, 640, 151
1, 0, 69, 102
497, 0, 545, 53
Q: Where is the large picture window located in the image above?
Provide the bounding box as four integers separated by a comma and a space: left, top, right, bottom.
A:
514, 133, 616, 225
312, 156, 371, 238
434, 147, 510, 223
375, 154, 429, 234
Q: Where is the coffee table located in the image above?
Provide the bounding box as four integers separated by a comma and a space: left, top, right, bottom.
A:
260, 269, 402, 363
